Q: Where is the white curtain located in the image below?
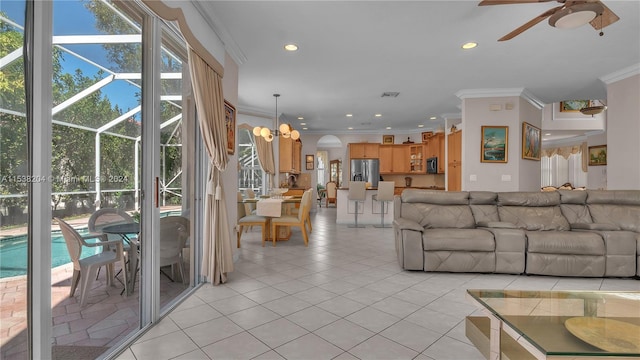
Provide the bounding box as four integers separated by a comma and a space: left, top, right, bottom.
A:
187, 48, 233, 285
255, 135, 275, 189
541, 149, 587, 188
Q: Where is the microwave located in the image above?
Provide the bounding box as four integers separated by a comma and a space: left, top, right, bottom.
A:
426, 157, 438, 174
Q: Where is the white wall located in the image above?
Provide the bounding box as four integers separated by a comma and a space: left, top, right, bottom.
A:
587, 132, 608, 189
605, 74, 640, 189
518, 97, 543, 191
461, 96, 543, 192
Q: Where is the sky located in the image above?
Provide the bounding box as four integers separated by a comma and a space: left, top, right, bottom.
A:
2, 0, 148, 121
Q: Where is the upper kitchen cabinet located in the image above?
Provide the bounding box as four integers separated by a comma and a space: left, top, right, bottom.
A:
279, 137, 302, 173
425, 133, 445, 173
349, 143, 379, 159
379, 145, 409, 174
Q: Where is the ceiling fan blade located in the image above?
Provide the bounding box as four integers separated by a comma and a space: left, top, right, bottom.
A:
589, 2, 619, 30
498, 5, 564, 41
479, 0, 554, 6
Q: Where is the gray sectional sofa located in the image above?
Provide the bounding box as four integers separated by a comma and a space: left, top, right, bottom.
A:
393, 189, 640, 278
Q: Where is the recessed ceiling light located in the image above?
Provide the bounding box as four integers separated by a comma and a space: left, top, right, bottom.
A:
429, 116, 437, 120
386, 127, 392, 130
346, 114, 353, 117
300, 122, 306, 126
375, 114, 382, 117
297, 116, 304, 120
284, 44, 298, 51
461, 42, 477, 50
545, 133, 551, 136
302, 127, 308, 130
418, 124, 425, 128
347, 127, 354, 130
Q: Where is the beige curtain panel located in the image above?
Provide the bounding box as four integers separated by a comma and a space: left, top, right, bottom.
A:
255, 135, 276, 189
188, 48, 233, 285
542, 142, 588, 172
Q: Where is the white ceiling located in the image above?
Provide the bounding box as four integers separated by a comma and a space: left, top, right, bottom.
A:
198, 1, 639, 140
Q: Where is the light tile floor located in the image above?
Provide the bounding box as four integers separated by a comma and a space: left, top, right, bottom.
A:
118, 207, 640, 360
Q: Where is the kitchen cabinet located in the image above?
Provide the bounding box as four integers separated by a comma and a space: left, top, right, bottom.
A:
279, 137, 302, 173
447, 130, 462, 191
409, 145, 425, 173
425, 133, 445, 173
379, 145, 409, 174
349, 143, 379, 159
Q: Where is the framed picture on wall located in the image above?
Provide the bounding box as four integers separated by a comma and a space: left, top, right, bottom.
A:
480, 126, 508, 163
382, 135, 394, 144
522, 122, 541, 161
224, 100, 236, 155
588, 145, 607, 166
559, 100, 591, 112
306, 154, 315, 170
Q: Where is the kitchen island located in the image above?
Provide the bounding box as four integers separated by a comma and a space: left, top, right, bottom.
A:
336, 188, 392, 226
335, 186, 445, 225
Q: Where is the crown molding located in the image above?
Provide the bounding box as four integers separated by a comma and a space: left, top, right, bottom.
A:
191, 2, 247, 66
455, 88, 544, 110
600, 63, 640, 85
441, 113, 462, 121
237, 105, 272, 119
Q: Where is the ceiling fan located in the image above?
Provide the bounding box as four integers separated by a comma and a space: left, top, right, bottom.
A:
479, 0, 620, 41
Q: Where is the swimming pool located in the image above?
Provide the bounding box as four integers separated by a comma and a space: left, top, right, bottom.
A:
0, 211, 183, 278
0, 229, 102, 278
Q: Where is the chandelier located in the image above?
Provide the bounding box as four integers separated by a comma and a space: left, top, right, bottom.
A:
253, 93, 300, 142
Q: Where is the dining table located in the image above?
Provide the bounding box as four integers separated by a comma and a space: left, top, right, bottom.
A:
101, 222, 140, 295
240, 196, 302, 241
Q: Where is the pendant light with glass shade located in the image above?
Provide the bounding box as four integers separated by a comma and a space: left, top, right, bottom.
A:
253, 94, 300, 142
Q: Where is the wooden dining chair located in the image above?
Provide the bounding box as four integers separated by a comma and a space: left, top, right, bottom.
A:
237, 192, 270, 247
271, 190, 311, 247
325, 181, 337, 207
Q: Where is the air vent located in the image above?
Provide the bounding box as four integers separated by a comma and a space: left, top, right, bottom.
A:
381, 92, 400, 98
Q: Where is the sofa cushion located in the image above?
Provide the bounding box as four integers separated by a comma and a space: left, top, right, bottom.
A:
526, 231, 604, 255
469, 191, 497, 205
423, 229, 494, 252
406, 203, 475, 229
402, 189, 469, 205
558, 189, 587, 204
498, 206, 570, 231
470, 205, 500, 223
560, 204, 592, 224
588, 205, 640, 232
587, 190, 640, 206
498, 191, 560, 206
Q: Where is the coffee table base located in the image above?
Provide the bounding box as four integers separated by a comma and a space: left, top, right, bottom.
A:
466, 316, 638, 360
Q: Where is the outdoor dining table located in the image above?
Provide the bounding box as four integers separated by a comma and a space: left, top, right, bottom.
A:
102, 223, 140, 295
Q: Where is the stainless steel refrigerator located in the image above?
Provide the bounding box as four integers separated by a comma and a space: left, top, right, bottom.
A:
350, 159, 380, 187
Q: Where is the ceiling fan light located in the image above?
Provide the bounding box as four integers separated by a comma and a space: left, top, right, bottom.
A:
580, 105, 607, 115
549, 3, 603, 29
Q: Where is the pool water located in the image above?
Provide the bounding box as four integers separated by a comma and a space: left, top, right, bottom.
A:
0, 211, 183, 278
0, 229, 104, 278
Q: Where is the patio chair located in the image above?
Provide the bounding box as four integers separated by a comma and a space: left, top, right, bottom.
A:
159, 216, 190, 283
88, 208, 135, 280
325, 181, 337, 207
271, 190, 311, 247
55, 217, 128, 307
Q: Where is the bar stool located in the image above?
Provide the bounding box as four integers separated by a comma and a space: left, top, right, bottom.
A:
348, 181, 367, 228
373, 181, 395, 228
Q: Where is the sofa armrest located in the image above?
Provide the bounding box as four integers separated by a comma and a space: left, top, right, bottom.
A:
393, 218, 424, 233
570, 223, 620, 231
477, 221, 517, 229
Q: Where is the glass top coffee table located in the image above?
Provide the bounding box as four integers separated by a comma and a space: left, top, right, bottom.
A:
465, 289, 640, 359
